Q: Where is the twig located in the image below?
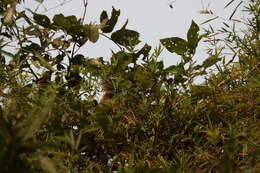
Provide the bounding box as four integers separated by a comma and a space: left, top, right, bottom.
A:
26, 60, 39, 81
100, 33, 124, 51
81, 0, 88, 24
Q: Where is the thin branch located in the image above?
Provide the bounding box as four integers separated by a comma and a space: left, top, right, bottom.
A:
81, 0, 88, 24
100, 33, 124, 51
26, 60, 39, 81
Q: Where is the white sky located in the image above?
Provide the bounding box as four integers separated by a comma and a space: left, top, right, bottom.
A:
21, 0, 245, 67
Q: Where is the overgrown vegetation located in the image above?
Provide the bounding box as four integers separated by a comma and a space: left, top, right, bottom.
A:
0, 0, 259, 172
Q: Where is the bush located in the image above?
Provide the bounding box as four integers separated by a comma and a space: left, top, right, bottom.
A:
0, 0, 259, 172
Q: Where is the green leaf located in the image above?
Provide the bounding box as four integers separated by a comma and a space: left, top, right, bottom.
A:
187, 20, 200, 52
71, 54, 84, 65
33, 13, 51, 27
100, 7, 120, 33
224, 0, 236, 8
23, 43, 41, 52
57, 63, 65, 71
111, 51, 133, 70
52, 14, 69, 29
160, 37, 188, 55
200, 16, 219, 25
164, 64, 185, 74
229, 1, 243, 20
86, 24, 100, 43
66, 15, 79, 26
111, 20, 140, 47
202, 56, 221, 68
136, 43, 152, 60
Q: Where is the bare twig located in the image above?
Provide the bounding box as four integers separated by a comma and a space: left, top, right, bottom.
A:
81, 0, 88, 24
100, 33, 124, 51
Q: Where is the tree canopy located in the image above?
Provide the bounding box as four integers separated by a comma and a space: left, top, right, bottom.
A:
0, 0, 259, 172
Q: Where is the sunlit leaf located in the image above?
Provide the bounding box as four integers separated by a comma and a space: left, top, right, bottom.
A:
3, 7, 15, 25
86, 24, 100, 43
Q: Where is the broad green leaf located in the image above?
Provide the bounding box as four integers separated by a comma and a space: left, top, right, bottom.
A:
111, 29, 140, 47
160, 37, 187, 55
52, 14, 69, 29
187, 20, 200, 52
33, 13, 51, 27
100, 7, 120, 33
71, 54, 84, 65
136, 43, 152, 60
66, 15, 79, 26
111, 20, 140, 47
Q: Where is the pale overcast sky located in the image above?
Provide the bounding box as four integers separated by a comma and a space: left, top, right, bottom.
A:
22, 0, 244, 66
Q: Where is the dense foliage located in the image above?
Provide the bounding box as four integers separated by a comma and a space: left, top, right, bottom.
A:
0, 0, 259, 172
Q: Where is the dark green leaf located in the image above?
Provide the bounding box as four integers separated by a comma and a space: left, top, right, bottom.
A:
111, 21, 140, 47
66, 15, 79, 26
66, 72, 82, 88
164, 64, 185, 74
100, 7, 120, 33
187, 20, 200, 52
160, 37, 187, 55
52, 14, 69, 29
137, 43, 152, 60
33, 13, 51, 27
71, 54, 84, 65
156, 61, 164, 70
57, 63, 65, 71
23, 43, 41, 52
